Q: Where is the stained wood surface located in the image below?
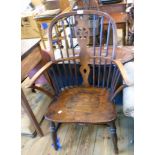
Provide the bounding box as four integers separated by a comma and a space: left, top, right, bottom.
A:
46, 87, 116, 123
99, 1, 126, 13
21, 39, 42, 81
21, 106, 134, 155
74, 15, 91, 87
21, 46, 42, 81
21, 38, 41, 59
27, 46, 134, 90
106, 12, 127, 24
74, 0, 126, 13
54, 46, 134, 63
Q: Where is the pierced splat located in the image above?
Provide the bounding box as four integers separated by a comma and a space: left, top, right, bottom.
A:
75, 15, 90, 87
76, 27, 89, 39
80, 65, 90, 87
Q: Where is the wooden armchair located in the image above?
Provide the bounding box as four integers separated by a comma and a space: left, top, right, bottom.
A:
28, 10, 131, 154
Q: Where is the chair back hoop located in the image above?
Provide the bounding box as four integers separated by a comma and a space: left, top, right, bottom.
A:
48, 10, 117, 58
48, 10, 119, 90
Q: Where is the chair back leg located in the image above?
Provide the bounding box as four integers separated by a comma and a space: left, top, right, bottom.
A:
50, 122, 59, 150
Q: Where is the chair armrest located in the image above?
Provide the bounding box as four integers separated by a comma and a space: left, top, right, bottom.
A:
27, 61, 53, 88
110, 84, 127, 101
112, 60, 133, 87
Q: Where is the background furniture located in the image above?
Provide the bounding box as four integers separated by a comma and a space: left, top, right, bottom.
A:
21, 39, 52, 136
28, 10, 132, 154
74, 0, 128, 45
21, 39, 42, 80
34, 0, 71, 48
53, 46, 134, 63
35, 0, 128, 49
21, 13, 40, 39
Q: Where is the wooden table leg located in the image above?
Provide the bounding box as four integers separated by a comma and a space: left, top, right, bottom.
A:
36, 21, 46, 49
21, 89, 44, 137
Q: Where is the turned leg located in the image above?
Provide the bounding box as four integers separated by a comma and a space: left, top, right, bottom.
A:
109, 121, 119, 154
50, 122, 58, 150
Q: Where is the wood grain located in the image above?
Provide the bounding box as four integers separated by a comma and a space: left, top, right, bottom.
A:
60, 124, 83, 154
76, 125, 97, 155
21, 107, 134, 155
53, 46, 134, 64
75, 15, 91, 87
46, 87, 116, 123
93, 125, 113, 155
21, 46, 42, 81
99, 1, 126, 14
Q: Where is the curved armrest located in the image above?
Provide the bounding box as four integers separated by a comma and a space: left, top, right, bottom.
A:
110, 84, 127, 101
112, 60, 133, 87
27, 61, 53, 88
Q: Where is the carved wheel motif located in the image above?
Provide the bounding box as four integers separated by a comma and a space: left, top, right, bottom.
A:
80, 65, 90, 87
76, 27, 89, 39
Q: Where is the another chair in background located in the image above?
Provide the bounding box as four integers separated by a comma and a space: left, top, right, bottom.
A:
34, 0, 70, 49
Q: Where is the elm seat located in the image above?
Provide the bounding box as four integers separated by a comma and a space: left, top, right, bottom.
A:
46, 87, 116, 123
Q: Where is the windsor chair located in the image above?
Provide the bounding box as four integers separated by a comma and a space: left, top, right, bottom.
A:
28, 10, 131, 154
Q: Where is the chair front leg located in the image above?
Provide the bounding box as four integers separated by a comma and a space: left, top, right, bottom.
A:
50, 122, 58, 150
108, 121, 119, 154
